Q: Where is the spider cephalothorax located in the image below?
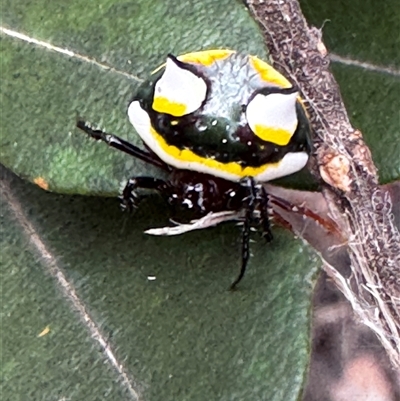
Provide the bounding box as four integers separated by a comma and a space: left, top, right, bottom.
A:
78, 49, 312, 289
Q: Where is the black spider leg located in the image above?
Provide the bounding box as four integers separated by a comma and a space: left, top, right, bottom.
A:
230, 177, 257, 291
257, 185, 273, 243
120, 177, 170, 211
77, 120, 171, 172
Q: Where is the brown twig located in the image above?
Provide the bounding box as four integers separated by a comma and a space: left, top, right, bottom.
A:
246, 0, 400, 369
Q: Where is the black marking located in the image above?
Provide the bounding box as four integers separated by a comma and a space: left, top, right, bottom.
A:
143, 102, 311, 168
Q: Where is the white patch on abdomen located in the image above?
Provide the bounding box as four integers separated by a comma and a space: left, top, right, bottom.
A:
253, 151, 309, 182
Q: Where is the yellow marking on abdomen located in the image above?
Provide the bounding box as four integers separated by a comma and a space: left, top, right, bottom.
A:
179, 49, 234, 66
250, 56, 292, 88
150, 127, 281, 178
254, 125, 292, 146
151, 49, 234, 75
152, 96, 187, 116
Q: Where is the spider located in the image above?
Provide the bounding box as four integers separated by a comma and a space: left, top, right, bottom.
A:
78, 49, 312, 289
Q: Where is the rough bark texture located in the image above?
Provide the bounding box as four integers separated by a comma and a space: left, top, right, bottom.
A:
246, 0, 400, 369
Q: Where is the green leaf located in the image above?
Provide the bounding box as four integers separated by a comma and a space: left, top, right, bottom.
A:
2, 0, 398, 399
1, 2, 317, 400
1, 166, 318, 400
331, 64, 400, 184
301, 0, 400, 68
1, 178, 132, 400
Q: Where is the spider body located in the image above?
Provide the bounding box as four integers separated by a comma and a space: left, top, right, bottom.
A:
78, 49, 312, 289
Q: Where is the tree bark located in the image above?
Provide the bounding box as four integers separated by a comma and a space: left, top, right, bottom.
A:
246, 0, 400, 369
